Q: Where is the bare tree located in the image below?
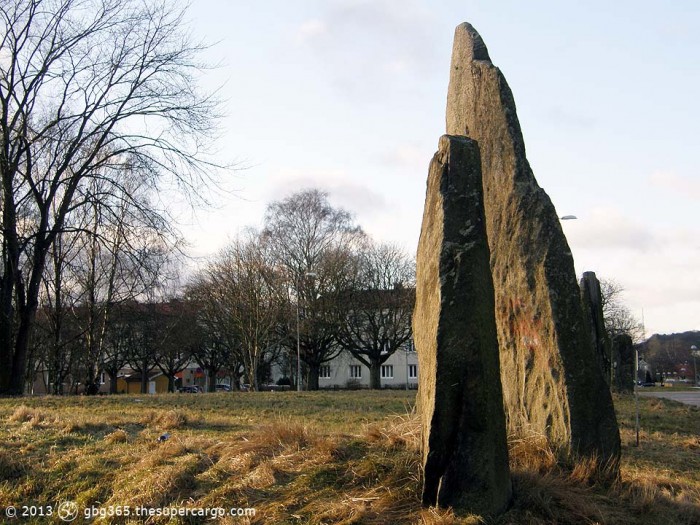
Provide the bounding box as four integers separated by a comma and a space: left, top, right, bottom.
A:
186, 278, 238, 392
153, 299, 196, 393
192, 231, 287, 391
123, 303, 159, 394
293, 247, 360, 390
600, 278, 645, 343
186, 230, 287, 391
73, 171, 179, 394
336, 243, 415, 389
190, 338, 230, 393
0, 0, 219, 394
263, 189, 366, 390
34, 228, 85, 394
101, 302, 133, 394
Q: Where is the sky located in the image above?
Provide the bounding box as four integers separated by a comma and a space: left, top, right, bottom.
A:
177, 0, 699, 338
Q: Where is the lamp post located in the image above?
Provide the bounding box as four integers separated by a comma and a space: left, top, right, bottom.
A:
691, 345, 700, 386
634, 344, 640, 446
296, 271, 317, 392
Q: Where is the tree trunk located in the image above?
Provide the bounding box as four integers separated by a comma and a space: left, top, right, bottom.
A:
8, 237, 48, 395
84, 365, 101, 395
140, 363, 148, 394
10, 308, 38, 395
369, 360, 382, 390
108, 370, 119, 394
248, 356, 259, 392
0, 288, 14, 393
207, 368, 217, 392
167, 374, 175, 393
307, 363, 320, 391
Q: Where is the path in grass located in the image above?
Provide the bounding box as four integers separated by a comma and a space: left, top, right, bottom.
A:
639, 389, 700, 407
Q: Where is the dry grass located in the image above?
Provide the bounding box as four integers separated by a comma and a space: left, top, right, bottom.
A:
104, 429, 129, 444
8, 404, 53, 427
140, 408, 190, 429
507, 429, 558, 473
0, 391, 698, 524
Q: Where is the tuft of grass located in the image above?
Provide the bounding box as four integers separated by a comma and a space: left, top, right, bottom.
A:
8, 404, 36, 422
255, 419, 316, 451
8, 404, 52, 427
104, 429, 128, 444
0, 451, 26, 480
141, 408, 189, 429
365, 412, 421, 451
508, 429, 558, 473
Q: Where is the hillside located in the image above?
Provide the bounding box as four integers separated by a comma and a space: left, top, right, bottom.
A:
636, 331, 700, 379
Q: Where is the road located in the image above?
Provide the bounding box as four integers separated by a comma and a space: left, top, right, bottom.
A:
638, 389, 700, 407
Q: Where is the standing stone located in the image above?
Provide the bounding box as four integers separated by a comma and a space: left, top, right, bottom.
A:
580, 271, 612, 387
612, 334, 635, 393
414, 135, 511, 515
445, 22, 620, 466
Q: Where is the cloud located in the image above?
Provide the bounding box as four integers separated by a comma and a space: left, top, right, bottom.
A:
565, 207, 657, 252
545, 106, 597, 129
296, 19, 328, 43
377, 144, 429, 171
564, 206, 700, 335
649, 171, 700, 200
266, 169, 388, 217
293, 0, 439, 97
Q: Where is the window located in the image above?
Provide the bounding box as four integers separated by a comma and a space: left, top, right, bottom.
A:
349, 365, 362, 379
381, 365, 394, 379
319, 365, 331, 379
408, 364, 418, 379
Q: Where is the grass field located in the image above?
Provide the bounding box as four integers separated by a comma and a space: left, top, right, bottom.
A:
0, 391, 698, 524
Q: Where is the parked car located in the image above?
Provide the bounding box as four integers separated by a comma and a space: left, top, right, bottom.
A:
178, 386, 201, 393
215, 384, 231, 392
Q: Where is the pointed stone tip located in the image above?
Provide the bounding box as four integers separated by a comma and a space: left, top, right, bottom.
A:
454, 22, 491, 62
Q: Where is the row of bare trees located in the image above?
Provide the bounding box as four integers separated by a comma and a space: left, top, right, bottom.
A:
29, 299, 195, 395
23, 184, 414, 394
187, 189, 415, 391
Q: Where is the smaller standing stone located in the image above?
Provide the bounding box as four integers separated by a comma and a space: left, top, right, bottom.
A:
612, 334, 635, 393
414, 134, 511, 515
580, 271, 612, 386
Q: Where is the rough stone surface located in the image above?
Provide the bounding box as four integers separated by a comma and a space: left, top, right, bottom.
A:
445, 22, 620, 465
414, 134, 511, 515
580, 271, 612, 387
612, 334, 635, 393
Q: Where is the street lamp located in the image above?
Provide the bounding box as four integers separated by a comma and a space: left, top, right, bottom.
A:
296, 271, 317, 392
691, 345, 700, 386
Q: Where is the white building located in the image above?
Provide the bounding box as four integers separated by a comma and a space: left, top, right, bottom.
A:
317, 347, 418, 389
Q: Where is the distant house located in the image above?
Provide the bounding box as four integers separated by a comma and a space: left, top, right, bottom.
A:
116, 372, 169, 394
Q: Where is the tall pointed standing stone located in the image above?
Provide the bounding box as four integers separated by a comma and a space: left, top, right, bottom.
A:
445, 22, 620, 466
414, 135, 511, 515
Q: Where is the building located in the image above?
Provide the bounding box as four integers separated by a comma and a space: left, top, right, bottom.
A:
271, 341, 418, 390
318, 346, 418, 389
